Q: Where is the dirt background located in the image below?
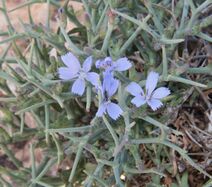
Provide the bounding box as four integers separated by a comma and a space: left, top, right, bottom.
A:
0, 0, 83, 54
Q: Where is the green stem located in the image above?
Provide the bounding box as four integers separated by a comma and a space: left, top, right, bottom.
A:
0, 97, 17, 102
84, 163, 105, 187
102, 115, 119, 148
0, 34, 25, 45
68, 143, 84, 182
140, 116, 183, 136
30, 144, 36, 180
45, 104, 50, 144
15, 100, 55, 115
101, 23, 113, 53
28, 39, 35, 75
0, 71, 21, 87
179, 0, 189, 29
20, 113, 24, 134
197, 32, 212, 42
59, 20, 85, 55
47, 125, 93, 133
113, 161, 124, 187
32, 180, 54, 187
144, 0, 164, 34
64, 103, 74, 120
50, 133, 63, 165
84, 170, 108, 187
123, 165, 165, 177
26, 78, 64, 108
46, 0, 51, 29
1, 0, 14, 29
112, 9, 159, 39
119, 24, 143, 56
162, 45, 168, 79
95, 3, 109, 33
167, 74, 207, 88
36, 158, 57, 180
86, 86, 92, 112
91, 8, 96, 32
187, 0, 212, 28
187, 66, 212, 75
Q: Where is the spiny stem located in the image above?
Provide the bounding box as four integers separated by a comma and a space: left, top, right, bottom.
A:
162, 45, 168, 79
68, 143, 84, 182
101, 23, 113, 53
119, 24, 143, 56
30, 144, 36, 180
45, 104, 50, 145
86, 86, 92, 112
46, 0, 51, 29
102, 115, 119, 148
95, 3, 109, 33
187, 0, 212, 29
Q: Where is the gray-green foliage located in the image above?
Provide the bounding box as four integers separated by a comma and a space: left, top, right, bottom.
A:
0, 0, 211, 186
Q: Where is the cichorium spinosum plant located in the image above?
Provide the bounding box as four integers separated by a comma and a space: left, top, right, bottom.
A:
0, 0, 211, 186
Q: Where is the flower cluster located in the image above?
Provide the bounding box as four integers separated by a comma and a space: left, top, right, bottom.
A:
58, 52, 99, 95
96, 57, 132, 73
58, 52, 170, 120
96, 73, 123, 120
126, 72, 170, 111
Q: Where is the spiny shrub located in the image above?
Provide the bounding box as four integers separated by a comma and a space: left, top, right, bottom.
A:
0, 0, 211, 186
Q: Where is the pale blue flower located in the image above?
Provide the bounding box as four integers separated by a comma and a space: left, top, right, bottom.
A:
58, 52, 99, 96
126, 72, 170, 111
96, 57, 132, 73
96, 73, 123, 120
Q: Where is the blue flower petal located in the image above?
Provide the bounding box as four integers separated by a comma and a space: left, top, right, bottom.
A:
106, 102, 123, 120
103, 73, 119, 97
113, 57, 132, 71
71, 78, 85, 96
108, 79, 119, 97
126, 82, 144, 96
147, 98, 163, 111
145, 71, 159, 96
61, 52, 81, 74
58, 67, 77, 80
131, 95, 146, 107
96, 103, 106, 117
152, 87, 170, 99
82, 56, 92, 72
86, 72, 99, 86
102, 72, 111, 89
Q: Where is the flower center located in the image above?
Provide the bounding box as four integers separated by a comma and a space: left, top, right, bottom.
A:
78, 69, 86, 79
145, 94, 151, 100
103, 90, 110, 102
144, 89, 153, 101
102, 59, 112, 69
